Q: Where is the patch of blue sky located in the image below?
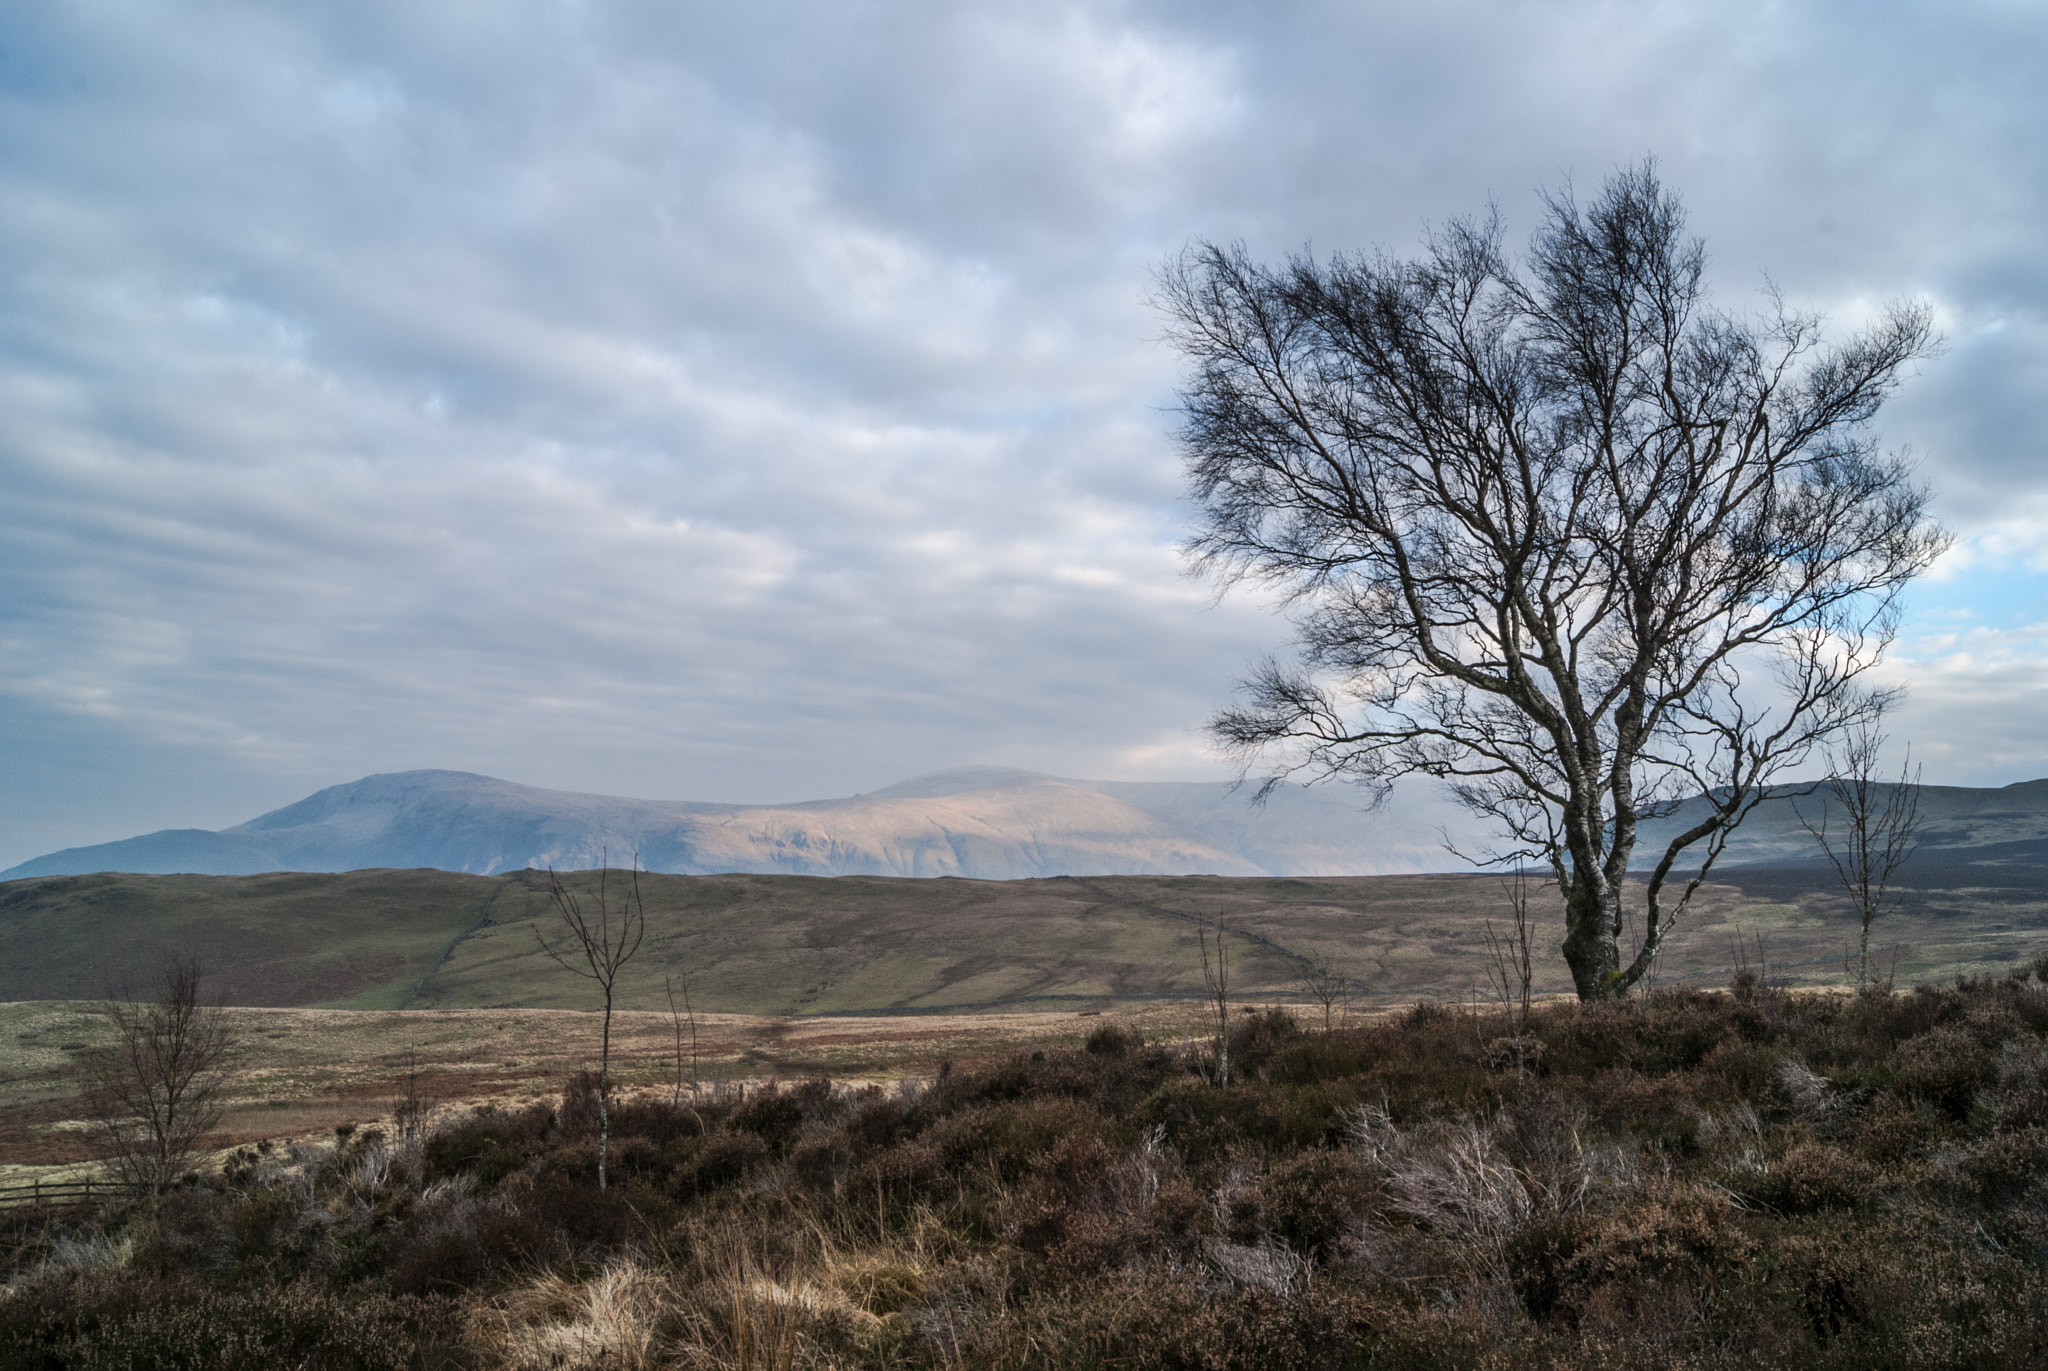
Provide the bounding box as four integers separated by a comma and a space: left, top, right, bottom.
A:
1899, 559, 2048, 636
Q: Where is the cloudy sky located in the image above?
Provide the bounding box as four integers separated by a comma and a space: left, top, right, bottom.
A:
2, 0, 2045, 867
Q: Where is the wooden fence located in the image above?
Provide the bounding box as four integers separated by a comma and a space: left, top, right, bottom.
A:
0, 1176, 139, 1209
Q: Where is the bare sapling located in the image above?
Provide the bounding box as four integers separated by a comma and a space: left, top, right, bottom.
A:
1296, 953, 1352, 1031
1729, 928, 1779, 1002
392, 1038, 428, 1143
535, 854, 647, 1191
665, 973, 699, 1106
1795, 724, 1925, 990
1482, 871, 1538, 1081
1199, 929, 1233, 1087
88, 954, 238, 1196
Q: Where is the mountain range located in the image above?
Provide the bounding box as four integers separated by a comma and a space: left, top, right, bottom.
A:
11, 766, 2048, 882
0, 767, 1480, 881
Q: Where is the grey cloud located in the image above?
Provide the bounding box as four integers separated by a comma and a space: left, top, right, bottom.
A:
3, 0, 2047, 867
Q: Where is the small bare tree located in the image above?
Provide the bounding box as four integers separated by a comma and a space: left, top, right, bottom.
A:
88, 955, 237, 1196
392, 1039, 428, 1144
1199, 929, 1233, 1087
665, 973, 699, 1106
1482, 871, 1538, 1080
1296, 953, 1352, 1031
536, 856, 647, 1191
1796, 725, 1924, 990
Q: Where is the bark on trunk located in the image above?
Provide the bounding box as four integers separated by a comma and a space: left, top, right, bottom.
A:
1561, 874, 1623, 1000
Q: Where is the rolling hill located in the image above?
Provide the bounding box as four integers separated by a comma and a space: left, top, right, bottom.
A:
12, 765, 2048, 889
0, 767, 1479, 881
6, 859, 2047, 1016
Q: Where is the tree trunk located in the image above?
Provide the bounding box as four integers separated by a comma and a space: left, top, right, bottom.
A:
1560, 874, 1622, 1000
598, 988, 612, 1193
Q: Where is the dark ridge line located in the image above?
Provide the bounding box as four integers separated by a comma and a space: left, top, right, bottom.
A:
807, 992, 1216, 1017
402, 876, 517, 1009
1059, 875, 1363, 987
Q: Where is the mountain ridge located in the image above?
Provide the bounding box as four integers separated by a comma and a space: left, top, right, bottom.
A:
14, 767, 2048, 883
4, 767, 1463, 881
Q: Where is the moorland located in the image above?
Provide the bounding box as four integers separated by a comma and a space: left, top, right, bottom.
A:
5, 860, 2048, 1366
9, 858, 2048, 1015
9, 972, 2048, 1367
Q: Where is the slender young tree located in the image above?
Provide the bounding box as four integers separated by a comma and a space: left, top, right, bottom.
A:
1199, 929, 1233, 1087
1482, 871, 1538, 1080
536, 856, 647, 1191
665, 972, 699, 1106
1160, 162, 1946, 999
88, 955, 238, 1196
1296, 953, 1353, 1031
1795, 725, 1924, 989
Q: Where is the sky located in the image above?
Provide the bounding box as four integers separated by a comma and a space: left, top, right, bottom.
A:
3, 0, 2047, 868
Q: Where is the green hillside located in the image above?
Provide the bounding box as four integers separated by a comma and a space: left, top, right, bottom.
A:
0, 869, 495, 1009
6, 863, 2048, 1015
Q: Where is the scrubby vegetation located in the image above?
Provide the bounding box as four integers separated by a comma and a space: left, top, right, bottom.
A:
10, 969, 2048, 1368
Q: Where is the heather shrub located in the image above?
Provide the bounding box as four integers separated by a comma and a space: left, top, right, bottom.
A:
1852, 1091, 1935, 1164
1695, 1036, 1783, 1098
385, 1193, 563, 1295
0, 1272, 461, 1370
424, 1106, 549, 1186
669, 1127, 771, 1198
1892, 1025, 1994, 1117
1085, 1020, 1143, 1056
1763, 1142, 1879, 1214
1228, 1007, 1305, 1074
1259, 1147, 1372, 1259
1961, 1126, 2048, 1205
1991, 1040, 2048, 1131
730, 1086, 808, 1154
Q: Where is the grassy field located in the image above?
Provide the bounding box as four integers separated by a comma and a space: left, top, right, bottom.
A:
0, 869, 494, 1009
10, 860, 2044, 1187
6, 865, 2048, 1021
0, 997, 1238, 1183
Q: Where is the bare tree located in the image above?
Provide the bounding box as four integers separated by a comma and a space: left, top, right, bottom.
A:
87, 955, 237, 1196
665, 972, 699, 1106
1795, 724, 1924, 989
1295, 953, 1352, 1031
1160, 161, 1946, 999
1482, 871, 1538, 1080
536, 856, 647, 1191
1199, 929, 1233, 1086
392, 1039, 428, 1144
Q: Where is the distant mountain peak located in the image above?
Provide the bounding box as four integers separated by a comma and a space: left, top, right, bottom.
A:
1, 765, 1484, 881
864, 766, 1060, 799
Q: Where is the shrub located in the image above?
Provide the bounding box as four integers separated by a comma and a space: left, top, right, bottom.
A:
1961, 1127, 2048, 1206
1085, 1021, 1143, 1056
1892, 1026, 1994, 1117
423, 1106, 548, 1186
0, 1272, 462, 1370
1259, 1148, 1372, 1259
1853, 1091, 1935, 1165
1767, 1143, 1879, 1214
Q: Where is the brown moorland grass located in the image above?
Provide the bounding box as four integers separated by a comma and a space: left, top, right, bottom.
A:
11, 971, 2048, 1367
0, 999, 1235, 1180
